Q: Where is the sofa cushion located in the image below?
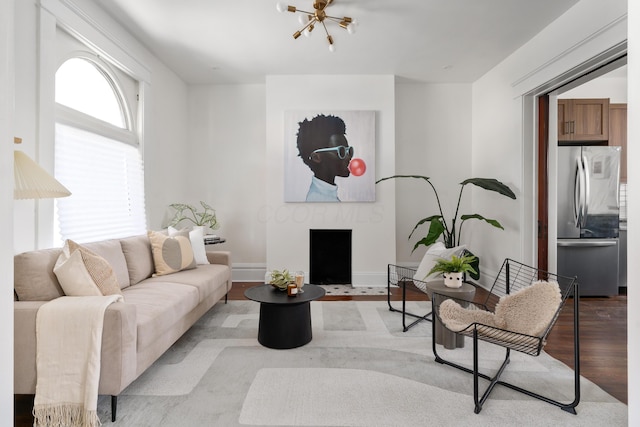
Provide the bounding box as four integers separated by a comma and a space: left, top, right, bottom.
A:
148, 230, 196, 276
14, 248, 64, 301
83, 239, 130, 290
120, 234, 155, 286
142, 264, 230, 303
53, 240, 122, 296
121, 282, 200, 350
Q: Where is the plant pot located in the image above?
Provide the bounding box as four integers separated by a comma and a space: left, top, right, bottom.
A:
443, 272, 463, 288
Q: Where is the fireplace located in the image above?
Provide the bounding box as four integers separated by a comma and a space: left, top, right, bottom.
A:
309, 229, 352, 285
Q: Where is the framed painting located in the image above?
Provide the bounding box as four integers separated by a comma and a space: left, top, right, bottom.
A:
284, 110, 376, 202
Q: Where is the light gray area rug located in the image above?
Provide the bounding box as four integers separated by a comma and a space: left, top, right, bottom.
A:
319, 284, 387, 296
98, 300, 627, 426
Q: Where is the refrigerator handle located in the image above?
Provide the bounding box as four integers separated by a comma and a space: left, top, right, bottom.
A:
582, 153, 590, 224
574, 156, 584, 227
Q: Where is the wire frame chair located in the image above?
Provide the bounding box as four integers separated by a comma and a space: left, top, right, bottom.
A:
387, 264, 432, 331
431, 258, 580, 414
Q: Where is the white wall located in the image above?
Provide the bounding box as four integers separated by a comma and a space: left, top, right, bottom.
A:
0, 0, 15, 422
560, 71, 627, 102
265, 75, 396, 286
187, 84, 267, 276
627, 0, 639, 422
395, 83, 473, 264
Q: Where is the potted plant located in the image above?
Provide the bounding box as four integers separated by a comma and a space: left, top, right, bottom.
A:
167, 201, 220, 233
267, 269, 295, 291
427, 253, 478, 288
376, 175, 516, 279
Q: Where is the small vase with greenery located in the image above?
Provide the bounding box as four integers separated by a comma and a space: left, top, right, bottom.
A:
428, 253, 478, 288
428, 253, 478, 277
267, 269, 295, 291
167, 201, 220, 232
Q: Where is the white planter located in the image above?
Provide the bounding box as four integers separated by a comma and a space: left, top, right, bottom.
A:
443, 272, 463, 288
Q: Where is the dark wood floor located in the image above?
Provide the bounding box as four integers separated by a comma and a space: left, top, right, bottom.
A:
14, 282, 628, 426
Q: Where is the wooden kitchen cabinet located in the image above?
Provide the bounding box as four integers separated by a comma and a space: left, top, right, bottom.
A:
558, 98, 609, 142
609, 103, 627, 182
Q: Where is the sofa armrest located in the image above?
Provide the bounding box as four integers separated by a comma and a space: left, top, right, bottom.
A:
14, 300, 138, 395
206, 250, 231, 267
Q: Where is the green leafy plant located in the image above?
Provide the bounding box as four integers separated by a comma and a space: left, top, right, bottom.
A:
269, 269, 295, 290
376, 175, 516, 252
427, 253, 478, 277
168, 201, 220, 230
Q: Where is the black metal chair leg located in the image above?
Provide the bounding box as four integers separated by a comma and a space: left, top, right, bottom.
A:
111, 395, 117, 422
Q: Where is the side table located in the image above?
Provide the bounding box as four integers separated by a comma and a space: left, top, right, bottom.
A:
244, 283, 325, 349
425, 280, 476, 349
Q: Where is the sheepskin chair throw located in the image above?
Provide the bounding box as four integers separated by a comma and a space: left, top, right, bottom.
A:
439, 281, 562, 337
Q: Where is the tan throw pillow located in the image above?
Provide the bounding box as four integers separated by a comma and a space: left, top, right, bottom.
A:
53, 240, 123, 296
148, 230, 197, 276
494, 280, 562, 337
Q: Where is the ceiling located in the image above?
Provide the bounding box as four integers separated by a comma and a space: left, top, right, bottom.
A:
97, 0, 580, 85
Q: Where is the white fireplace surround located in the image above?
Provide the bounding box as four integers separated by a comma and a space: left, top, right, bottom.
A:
264, 75, 397, 287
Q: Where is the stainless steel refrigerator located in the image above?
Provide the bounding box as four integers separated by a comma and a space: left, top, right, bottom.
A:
557, 145, 620, 296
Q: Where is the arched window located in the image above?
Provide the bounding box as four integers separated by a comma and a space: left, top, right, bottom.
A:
54, 54, 146, 244
55, 57, 126, 128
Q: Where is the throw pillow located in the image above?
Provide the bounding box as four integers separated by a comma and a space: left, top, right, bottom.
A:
494, 280, 562, 337
168, 225, 209, 265
413, 242, 466, 292
53, 240, 123, 297
148, 230, 197, 276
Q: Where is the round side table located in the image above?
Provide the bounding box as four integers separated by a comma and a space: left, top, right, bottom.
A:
244, 283, 325, 349
425, 280, 476, 349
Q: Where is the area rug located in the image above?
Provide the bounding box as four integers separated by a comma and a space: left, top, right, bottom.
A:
98, 300, 627, 426
319, 284, 387, 296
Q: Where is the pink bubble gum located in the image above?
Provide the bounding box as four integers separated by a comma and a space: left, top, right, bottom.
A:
348, 158, 366, 176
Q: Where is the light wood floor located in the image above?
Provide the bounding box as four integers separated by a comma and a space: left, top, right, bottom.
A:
14, 282, 627, 426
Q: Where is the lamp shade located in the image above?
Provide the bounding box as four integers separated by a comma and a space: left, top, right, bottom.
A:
14, 150, 71, 199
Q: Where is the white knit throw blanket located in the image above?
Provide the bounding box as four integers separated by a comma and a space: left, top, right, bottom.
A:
33, 295, 123, 427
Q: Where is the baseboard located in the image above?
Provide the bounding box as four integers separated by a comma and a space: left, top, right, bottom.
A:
231, 264, 388, 287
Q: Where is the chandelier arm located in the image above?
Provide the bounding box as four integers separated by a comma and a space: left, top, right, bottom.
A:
323, 14, 351, 22
299, 17, 318, 32
320, 20, 331, 37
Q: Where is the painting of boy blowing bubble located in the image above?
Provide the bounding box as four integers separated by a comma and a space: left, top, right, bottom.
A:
284, 111, 375, 202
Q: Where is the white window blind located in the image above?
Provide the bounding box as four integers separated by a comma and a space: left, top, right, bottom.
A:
55, 123, 147, 244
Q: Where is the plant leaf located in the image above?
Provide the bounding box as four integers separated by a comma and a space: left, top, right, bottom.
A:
460, 214, 504, 230
460, 178, 516, 199
376, 175, 431, 184
408, 215, 442, 239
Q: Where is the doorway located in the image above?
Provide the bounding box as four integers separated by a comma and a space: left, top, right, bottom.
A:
536, 56, 627, 283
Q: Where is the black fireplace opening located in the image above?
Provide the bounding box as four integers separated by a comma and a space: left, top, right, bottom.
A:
309, 229, 352, 285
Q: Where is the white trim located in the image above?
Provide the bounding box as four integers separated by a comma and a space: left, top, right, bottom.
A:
39, 0, 151, 83
512, 15, 627, 90
55, 104, 137, 146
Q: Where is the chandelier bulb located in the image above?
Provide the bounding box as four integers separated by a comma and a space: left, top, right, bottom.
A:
276, 2, 286, 12
298, 14, 307, 25
346, 23, 356, 34
329, 44, 335, 52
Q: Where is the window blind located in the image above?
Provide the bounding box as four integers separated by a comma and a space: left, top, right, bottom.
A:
55, 123, 147, 244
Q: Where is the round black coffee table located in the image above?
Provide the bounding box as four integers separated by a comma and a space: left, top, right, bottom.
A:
244, 283, 325, 349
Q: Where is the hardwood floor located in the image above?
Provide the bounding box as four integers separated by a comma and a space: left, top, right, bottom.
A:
14, 282, 628, 426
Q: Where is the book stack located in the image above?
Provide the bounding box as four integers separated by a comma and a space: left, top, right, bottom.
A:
204, 235, 222, 244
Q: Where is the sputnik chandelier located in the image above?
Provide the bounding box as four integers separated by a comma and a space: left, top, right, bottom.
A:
276, 0, 357, 52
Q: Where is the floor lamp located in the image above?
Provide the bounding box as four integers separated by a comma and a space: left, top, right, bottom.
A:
13, 137, 71, 200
